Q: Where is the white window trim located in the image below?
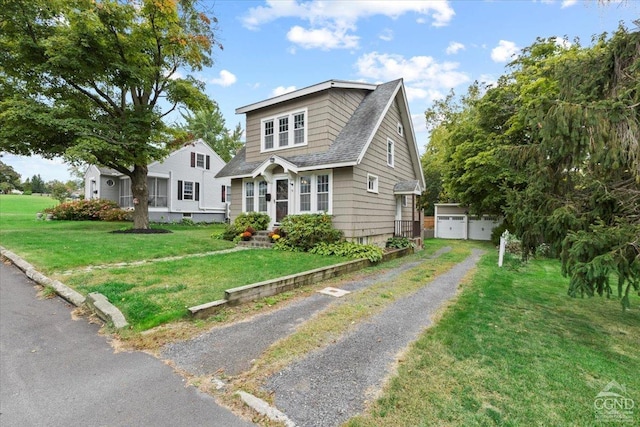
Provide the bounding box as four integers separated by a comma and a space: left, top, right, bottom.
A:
296, 170, 332, 214
183, 181, 194, 200
242, 178, 268, 213
397, 121, 403, 136
387, 138, 395, 168
261, 108, 308, 153
367, 173, 379, 194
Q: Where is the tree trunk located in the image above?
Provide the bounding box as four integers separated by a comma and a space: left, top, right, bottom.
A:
130, 164, 149, 229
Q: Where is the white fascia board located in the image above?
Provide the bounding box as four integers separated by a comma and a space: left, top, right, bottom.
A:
236, 80, 377, 114
397, 84, 426, 189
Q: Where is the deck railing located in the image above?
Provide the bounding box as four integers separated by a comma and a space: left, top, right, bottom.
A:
394, 220, 421, 238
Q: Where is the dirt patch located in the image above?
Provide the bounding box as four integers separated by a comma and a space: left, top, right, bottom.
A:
110, 228, 172, 234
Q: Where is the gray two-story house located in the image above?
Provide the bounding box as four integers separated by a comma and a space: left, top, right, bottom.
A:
216, 79, 425, 246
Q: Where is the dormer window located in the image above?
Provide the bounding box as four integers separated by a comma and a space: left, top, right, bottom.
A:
261, 108, 307, 152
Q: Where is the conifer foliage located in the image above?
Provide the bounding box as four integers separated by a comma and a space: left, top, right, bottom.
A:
423, 24, 639, 308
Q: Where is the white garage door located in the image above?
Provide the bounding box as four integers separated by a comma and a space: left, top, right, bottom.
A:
468, 216, 499, 241
436, 216, 465, 239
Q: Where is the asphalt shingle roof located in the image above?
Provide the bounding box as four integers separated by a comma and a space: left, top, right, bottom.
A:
216, 79, 402, 178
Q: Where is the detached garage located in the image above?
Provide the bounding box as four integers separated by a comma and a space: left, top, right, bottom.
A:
434, 203, 502, 241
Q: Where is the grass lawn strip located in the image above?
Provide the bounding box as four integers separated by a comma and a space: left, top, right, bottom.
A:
345, 253, 640, 426
57, 250, 350, 331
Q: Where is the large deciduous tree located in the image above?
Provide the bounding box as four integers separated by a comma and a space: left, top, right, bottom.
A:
0, 0, 220, 229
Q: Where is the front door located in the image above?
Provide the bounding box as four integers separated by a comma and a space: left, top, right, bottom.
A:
275, 178, 289, 223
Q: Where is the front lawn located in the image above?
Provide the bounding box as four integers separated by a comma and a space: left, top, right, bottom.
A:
60, 250, 347, 331
2, 195, 351, 331
347, 253, 640, 426
0, 195, 235, 273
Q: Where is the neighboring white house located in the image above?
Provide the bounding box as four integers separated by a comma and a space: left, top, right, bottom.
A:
434, 203, 502, 241
84, 139, 231, 223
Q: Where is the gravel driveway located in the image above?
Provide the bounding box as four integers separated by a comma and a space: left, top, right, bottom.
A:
161, 249, 446, 376
265, 248, 484, 427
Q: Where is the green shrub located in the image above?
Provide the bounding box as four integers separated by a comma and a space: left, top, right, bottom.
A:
44, 199, 129, 221
221, 223, 242, 241
233, 212, 270, 231
276, 214, 343, 252
385, 237, 415, 249
310, 241, 384, 262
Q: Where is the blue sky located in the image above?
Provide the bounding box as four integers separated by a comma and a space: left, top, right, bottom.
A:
3, 0, 636, 183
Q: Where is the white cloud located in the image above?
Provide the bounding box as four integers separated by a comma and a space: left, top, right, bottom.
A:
491, 40, 520, 63
561, 0, 578, 8
555, 37, 572, 49
242, 1, 455, 51
379, 28, 394, 42
355, 51, 469, 102
445, 41, 465, 55
271, 85, 297, 97
209, 70, 237, 87
242, 1, 455, 29
287, 26, 359, 50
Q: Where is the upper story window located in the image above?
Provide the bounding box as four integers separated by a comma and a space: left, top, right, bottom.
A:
397, 122, 404, 136
387, 138, 395, 167
191, 152, 210, 170
261, 108, 308, 152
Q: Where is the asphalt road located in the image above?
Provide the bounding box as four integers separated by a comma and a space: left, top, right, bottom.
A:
0, 260, 254, 427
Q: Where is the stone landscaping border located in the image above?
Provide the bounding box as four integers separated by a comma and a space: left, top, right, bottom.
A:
189, 246, 414, 319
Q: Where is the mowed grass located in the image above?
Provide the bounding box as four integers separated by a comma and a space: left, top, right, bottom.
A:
347, 252, 640, 426
61, 250, 346, 331
0, 195, 235, 273
2, 195, 349, 331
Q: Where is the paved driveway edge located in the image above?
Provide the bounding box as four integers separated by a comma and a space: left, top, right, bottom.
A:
0, 246, 128, 329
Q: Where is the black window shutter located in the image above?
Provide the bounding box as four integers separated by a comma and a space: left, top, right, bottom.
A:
195, 182, 200, 201
206, 155, 210, 170
221, 184, 226, 203
190, 152, 195, 167
177, 180, 183, 200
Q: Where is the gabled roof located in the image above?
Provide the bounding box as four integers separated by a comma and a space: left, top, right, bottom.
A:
235, 80, 378, 114
394, 180, 422, 195
218, 79, 426, 184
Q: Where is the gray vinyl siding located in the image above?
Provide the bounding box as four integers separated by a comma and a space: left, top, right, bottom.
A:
330, 167, 354, 236
244, 88, 369, 164
229, 178, 243, 223
352, 96, 419, 241
100, 177, 120, 202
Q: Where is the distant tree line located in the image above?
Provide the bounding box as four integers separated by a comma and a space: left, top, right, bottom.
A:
0, 160, 81, 200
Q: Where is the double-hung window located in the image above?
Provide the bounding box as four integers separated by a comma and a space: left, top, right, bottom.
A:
244, 182, 255, 212
243, 180, 268, 213
298, 172, 331, 213
261, 108, 307, 152
278, 117, 289, 147
258, 181, 268, 212
387, 138, 395, 167
264, 120, 274, 150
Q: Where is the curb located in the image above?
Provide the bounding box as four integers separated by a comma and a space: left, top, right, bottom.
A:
0, 246, 128, 329
236, 391, 295, 427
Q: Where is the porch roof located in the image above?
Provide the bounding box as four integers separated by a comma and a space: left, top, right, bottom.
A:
393, 180, 422, 195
